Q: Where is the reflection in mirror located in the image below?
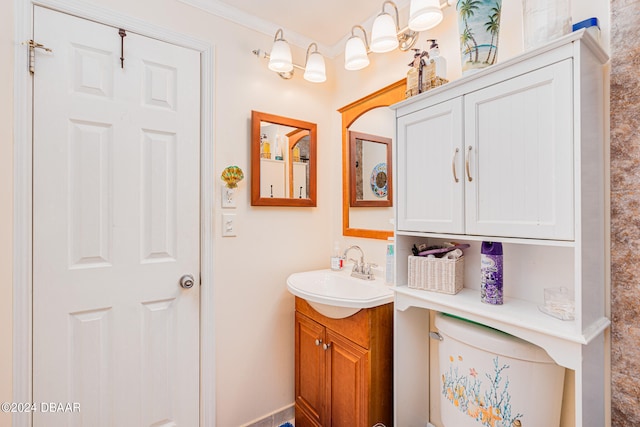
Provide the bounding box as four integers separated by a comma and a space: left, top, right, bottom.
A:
288, 129, 310, 199
251, 111, 317, 206
258, 123, 309, 199
339, 79, 405, 239
350, 131, 392, 207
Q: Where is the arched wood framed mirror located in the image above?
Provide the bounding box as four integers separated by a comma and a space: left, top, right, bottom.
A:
338, 79, 405, 239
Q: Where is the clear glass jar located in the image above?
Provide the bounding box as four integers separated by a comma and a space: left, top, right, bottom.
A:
522, 0, 571, 50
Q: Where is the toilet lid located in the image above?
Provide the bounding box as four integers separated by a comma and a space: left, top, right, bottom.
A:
435, 313, 556, 364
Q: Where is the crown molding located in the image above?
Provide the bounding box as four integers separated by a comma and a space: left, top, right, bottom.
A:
178, 0, 336, 55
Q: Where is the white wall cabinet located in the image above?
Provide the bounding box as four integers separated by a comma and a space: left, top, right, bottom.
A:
397, 59, 574, 240
391, 31, 609, 427
397, 98, 464, 234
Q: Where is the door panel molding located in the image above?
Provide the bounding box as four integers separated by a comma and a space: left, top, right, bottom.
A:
13, 1, 215, 425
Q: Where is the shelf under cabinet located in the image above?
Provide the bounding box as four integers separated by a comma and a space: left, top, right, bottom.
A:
395, 230, 576, 247
392, 285, 610, 370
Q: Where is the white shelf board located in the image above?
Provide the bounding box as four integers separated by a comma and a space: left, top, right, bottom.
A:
393, 285, 608, 346
395, 230, 576, 247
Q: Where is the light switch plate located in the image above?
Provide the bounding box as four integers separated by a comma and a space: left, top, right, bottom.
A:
221, 186, 236, 208
222, 213, 237, 237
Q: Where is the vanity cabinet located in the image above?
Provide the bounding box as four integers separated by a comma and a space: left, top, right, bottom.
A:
397, 58, 573, 240
391, 31, 609, 427
294, 297, 393, 427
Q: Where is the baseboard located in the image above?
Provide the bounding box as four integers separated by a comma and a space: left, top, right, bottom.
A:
241, 403, 295, 427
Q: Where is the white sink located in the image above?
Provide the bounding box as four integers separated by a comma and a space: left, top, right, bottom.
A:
286, 269, 394, 319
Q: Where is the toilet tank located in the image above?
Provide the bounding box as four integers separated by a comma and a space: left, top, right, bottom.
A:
435, 313, 565, 427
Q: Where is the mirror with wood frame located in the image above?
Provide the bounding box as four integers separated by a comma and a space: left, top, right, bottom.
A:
349, 131, 392, 207
338, 79, 405, 239
251, 111, 317, 206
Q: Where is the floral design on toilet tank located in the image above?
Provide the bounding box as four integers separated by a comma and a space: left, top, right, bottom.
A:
442, 355, 523, 427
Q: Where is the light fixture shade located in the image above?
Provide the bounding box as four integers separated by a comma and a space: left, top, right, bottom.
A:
344, 36, 370, 70
304, 51, 326, 83
408, 0, 443, 31
268, 39, 293, 73
371, 13, 399, 53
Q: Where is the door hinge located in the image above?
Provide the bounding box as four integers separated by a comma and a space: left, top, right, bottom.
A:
23, 40, 52, 75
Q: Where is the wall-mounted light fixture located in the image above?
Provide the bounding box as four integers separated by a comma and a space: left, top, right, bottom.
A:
345, 25, 370, 71
344, 0, 451, 71
373, 1, 421, 53
253, 29, 327, 83
267, 29, 293, 73
303, 43, 327, 83
372, 1, 405, 52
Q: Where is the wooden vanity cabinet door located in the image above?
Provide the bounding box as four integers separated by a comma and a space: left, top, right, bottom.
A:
294, 298, 393, 427
295, 312, 325, 427
325, 329, 369, 427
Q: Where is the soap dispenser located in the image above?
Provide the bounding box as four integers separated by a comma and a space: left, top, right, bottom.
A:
405, 49, 421, 98
330, 241, 344, 271
427, 39, 447, 80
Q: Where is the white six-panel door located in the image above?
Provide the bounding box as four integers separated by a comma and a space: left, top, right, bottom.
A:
33, 7, 201, 426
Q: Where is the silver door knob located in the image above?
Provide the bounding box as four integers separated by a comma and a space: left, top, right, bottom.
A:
180, 274, 195, 289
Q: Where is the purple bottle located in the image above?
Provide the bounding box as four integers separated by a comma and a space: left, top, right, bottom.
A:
480, 242, 503, 305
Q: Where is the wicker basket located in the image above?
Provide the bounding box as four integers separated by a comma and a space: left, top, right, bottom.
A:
407, 255, 464, 295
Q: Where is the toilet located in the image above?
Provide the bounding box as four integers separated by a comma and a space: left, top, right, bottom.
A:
435, 313, 565, 427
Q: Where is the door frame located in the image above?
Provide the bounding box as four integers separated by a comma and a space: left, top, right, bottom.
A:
12, 0, 216, 425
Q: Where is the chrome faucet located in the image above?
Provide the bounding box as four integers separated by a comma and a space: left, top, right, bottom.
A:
343, 245, 376, 280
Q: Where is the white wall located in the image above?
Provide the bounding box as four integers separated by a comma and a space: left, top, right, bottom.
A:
1, 0, 610, 426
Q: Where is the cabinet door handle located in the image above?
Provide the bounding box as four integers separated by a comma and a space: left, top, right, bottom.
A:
465, 146, 473, 182
452, 147, 460, 183
315, 339, 322, 346
322, 342, 332, 351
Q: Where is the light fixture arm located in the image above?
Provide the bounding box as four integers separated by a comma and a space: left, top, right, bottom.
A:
253, 49, 305, 71
273, 28, 285, 42
381, 0, 400, 32
350, 25, 370, 52
252, 49, 294, 79
305, 42, 319, 64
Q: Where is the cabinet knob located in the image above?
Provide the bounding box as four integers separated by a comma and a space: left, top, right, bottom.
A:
315, 339, 322, 346
322, 343, 332, 351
